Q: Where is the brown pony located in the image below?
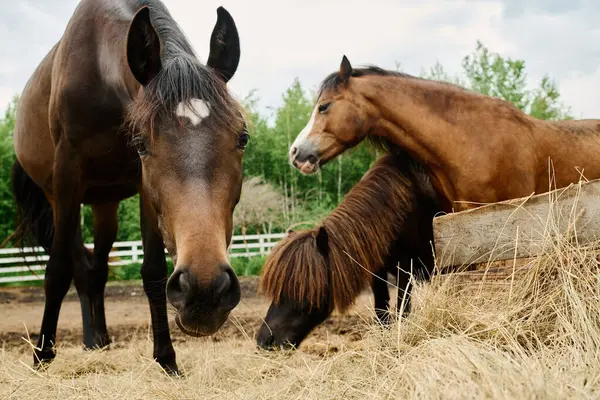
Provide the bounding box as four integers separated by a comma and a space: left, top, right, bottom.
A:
12, 0, 247, 374
289, 56, 600, 213
257, 153, 440, 349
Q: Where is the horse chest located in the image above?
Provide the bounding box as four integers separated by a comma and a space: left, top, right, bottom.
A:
84, 155, 140, 183
79, 134, 141, 184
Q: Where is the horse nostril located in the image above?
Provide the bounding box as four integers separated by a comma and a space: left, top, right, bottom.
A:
260, 333, 274, 350
216, 264, 241, 311
215, 267, 232, 298
166, 268, 192, 310
291, 146, 297, 156
307, 154, 318, 165
257, 323, 275, 350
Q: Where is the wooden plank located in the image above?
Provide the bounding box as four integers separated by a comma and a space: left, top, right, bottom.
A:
433, 178, 600, 269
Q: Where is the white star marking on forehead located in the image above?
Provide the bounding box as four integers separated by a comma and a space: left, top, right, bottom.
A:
175, 99, 210, 125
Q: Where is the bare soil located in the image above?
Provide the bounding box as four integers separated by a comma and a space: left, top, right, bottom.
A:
0, 276, 378, 354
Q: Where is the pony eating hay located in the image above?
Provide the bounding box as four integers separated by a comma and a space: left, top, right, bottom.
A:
257, 153, 440, 350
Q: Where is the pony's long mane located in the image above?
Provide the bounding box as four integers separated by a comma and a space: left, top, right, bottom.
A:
125, 0, 244, 139
259, 229, 330, 311
260, 154, 431, 312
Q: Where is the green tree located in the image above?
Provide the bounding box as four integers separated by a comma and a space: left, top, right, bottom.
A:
529, 76, 572, 120
240, 89, 276, 181
420, 61, 466, 87
462, 41, 572, 120
0, 96, 19, 244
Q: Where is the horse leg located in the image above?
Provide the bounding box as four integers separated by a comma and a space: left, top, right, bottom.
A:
395, 259, 413, 317
34, 143, 84, 368
371, 268, 391, 326
139, 192, 178, 375
85, 202, 119, 349
70, 226, 96, 350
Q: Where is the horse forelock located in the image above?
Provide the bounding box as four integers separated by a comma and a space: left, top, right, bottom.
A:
260, 154, 422, 313
259, 230, 330, 312
124, 1, 244, 140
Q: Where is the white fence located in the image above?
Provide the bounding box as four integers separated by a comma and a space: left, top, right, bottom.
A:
0, 233, 286, 284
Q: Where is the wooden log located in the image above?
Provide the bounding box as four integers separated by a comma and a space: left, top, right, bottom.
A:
433, 178, 600, 269
430, 257, 536, 293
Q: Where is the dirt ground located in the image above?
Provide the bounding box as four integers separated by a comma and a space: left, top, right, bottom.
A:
0, 276, 379, 354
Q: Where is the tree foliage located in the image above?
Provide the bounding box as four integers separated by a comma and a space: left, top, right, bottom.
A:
461, 41, 572, 120
419, 42, 572, 121
0, 97, 18, 244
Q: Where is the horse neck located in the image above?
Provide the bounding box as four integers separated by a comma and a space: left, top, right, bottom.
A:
358, 75, 469, 168
93, 4, 142, 102
355, 75, 544, 208
352, 77, 459, 207
101, 0, 192, 103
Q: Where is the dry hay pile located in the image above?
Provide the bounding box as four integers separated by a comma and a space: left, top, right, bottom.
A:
2, 213, 600, 399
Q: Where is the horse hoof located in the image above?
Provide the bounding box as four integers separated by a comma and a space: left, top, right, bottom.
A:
375, 312, 393, 327
33, 348, 56, 370
83, 334, 111, 351
155, 351, 180, 377
161, 362, 182, 377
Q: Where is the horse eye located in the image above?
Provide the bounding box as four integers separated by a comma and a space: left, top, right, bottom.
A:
318, 102, 331, 113
133, 136, 148, 156
237, 131, 249, 149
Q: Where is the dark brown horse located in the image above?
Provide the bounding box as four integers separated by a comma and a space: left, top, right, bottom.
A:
257, 153, 440, 349
12, 0, 248, 374
289, 56, 600, 213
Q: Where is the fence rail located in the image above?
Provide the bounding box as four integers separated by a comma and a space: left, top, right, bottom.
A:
0, 233, 286, 284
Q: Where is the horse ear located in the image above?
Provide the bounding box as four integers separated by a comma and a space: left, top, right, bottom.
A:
339, 55, 352, 84
127, 6, 162, 86
315, 226, 329, 257
206, 7, 240, 83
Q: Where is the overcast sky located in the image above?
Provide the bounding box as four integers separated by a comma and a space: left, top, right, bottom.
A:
1, 0, 600, 121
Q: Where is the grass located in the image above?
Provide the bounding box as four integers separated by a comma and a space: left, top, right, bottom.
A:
1, 184, 600, 398
0, 256, 268, 288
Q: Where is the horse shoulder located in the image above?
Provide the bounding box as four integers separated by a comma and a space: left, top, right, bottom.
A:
13, 43, 59, 189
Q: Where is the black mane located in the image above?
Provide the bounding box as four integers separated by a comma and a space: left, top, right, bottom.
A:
141, 0, 196, 57
318, 66, 416, 98
317, 64, 472, 101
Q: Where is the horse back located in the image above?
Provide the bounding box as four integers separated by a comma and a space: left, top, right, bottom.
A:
15, 0, 144, 193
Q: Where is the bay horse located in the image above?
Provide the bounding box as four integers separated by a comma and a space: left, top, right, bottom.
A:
289, 56, 600, 213
257, 153, 440, 349
12, 0, 248, 374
